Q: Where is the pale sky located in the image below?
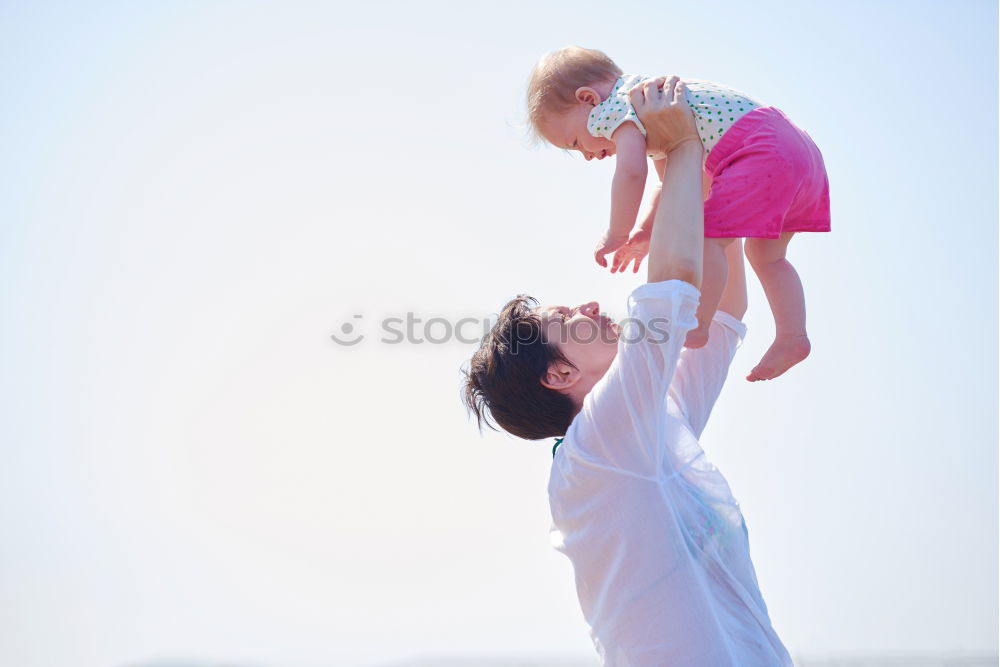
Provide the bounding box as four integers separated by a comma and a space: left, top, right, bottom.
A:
0, 1, 997, 666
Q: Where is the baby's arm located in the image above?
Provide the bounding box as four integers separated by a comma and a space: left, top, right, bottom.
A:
639, 158, 668, 235
593, 123, 648, 268
608, 157, 665, 274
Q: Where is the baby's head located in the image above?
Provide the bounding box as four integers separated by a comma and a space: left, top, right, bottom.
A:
527, 46, 623, 160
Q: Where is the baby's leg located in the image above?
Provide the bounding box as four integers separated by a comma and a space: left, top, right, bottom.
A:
685, 237, 732, 348
744, 232, 811, 381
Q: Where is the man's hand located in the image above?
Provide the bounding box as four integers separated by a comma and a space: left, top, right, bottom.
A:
609, 227, 651, 274
629, 76, 701, 157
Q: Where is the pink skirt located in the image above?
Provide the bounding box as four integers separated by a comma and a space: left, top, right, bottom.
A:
703, 106, 831, 239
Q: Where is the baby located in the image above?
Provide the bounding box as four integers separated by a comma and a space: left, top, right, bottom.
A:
526, 46, 830, 381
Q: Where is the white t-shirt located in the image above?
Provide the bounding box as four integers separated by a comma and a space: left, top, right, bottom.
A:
548, 280, 791, 667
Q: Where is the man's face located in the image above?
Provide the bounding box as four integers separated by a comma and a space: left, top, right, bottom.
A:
535, 300, 619, 379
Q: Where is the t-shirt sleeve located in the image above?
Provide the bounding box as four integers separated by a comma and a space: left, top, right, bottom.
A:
587, 75, 647, 141
667, 310, 747, 439
565, 280, 700, 475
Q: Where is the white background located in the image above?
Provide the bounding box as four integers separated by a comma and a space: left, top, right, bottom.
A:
0, 1, 997, 665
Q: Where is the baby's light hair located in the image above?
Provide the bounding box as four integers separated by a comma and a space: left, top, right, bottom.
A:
526, 46, 623, 144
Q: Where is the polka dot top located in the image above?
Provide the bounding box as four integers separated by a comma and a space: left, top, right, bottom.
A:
587, 75, 764, 156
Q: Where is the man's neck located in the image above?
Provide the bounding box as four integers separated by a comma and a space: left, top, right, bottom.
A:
568, 368, 609, 415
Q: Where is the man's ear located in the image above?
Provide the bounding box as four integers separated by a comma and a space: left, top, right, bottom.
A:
541, 360, 581, 391
575, 86, 602, 106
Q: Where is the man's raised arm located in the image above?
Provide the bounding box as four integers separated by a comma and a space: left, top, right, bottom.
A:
629, 78, 705, 288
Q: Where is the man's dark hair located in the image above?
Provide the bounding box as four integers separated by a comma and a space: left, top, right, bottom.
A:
462, 295, 577, 440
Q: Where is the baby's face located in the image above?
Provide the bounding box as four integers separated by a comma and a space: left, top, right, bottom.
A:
540, 104, 617, 161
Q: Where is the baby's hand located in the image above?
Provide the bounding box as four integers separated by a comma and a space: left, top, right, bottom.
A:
609, 228, 651, 274
594, 229, 630, 268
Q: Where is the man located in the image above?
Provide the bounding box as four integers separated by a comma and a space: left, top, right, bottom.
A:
463, 78, 792, 666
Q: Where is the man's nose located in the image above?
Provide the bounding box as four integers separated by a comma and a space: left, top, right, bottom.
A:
579, 301, 600, 318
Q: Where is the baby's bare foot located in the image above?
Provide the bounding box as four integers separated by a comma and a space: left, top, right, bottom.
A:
746, 334, 811, 382
684, 326, 710, 349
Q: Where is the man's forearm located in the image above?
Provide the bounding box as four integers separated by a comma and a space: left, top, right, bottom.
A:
646, 142, 704, 287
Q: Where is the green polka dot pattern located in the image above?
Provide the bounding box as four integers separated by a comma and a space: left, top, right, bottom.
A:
683, 78, 762, 152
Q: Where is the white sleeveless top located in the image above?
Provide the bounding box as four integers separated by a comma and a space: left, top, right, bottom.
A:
587, 75, 764, 155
